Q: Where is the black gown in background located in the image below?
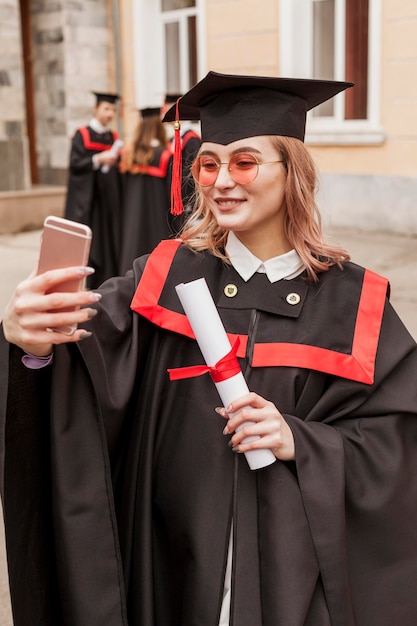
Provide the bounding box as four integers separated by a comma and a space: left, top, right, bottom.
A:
118, 146, 173, 275
64, 126, 122, 288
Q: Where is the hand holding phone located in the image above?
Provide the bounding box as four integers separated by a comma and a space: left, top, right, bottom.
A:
37, 216, 93, 335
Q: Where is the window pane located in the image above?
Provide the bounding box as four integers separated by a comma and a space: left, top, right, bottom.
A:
345, 0, 368, 119
188, 16, 197, 87
162, 0, 195, 11
312, 0, 335, 117
165, 22, 181, 93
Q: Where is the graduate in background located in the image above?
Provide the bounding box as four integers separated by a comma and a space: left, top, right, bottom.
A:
162, 93, 201, 215
64, 91, 123, 288
118, 107, 173, 275
2, 72, 417, 626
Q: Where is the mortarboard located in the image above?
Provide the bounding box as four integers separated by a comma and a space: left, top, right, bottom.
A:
162, 71, 353, 143
140, 107, 162, 118
93, 92, 120, 105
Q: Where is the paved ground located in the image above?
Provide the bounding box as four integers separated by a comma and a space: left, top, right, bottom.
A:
0, 226, 416, 623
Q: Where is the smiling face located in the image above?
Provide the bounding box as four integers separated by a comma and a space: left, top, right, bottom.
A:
197, 136, 290, 259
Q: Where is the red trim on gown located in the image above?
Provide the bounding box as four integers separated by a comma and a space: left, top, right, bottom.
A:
131, 240, 388, 385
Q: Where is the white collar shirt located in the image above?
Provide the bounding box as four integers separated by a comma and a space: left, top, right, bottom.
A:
89, 117, 109, 134
225, 231, 305, 282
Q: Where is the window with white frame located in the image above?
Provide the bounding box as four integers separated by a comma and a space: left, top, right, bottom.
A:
279, 0, 384, 144
161, 0, 199, 94
132, 0, 205, 109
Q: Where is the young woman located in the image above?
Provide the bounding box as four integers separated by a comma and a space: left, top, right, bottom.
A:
2, 72, 417, 626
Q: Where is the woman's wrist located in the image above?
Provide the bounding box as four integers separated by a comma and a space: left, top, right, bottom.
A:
18, 343, 53, 358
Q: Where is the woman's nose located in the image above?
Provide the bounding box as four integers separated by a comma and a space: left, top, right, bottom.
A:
214, 162, 235, 187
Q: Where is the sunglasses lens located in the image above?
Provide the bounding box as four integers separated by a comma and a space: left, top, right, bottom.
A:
229, 154, 258, 184
192, 153, 259, 186
192, 157, 219, 186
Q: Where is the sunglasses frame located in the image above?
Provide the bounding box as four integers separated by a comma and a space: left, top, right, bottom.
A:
192, 153, 284, 187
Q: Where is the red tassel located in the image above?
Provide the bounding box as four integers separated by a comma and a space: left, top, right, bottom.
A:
170, 99, 184, 215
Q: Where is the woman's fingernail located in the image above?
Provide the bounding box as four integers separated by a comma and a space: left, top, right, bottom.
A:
223, 426, 229, 435
87, 309, 98, 318
88, 292, 102, 302
79, 331, 92, 340
76, 267, 95, 276
215, 407, 227, 417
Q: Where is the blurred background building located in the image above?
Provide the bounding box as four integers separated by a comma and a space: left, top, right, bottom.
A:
0, 0, 416, 234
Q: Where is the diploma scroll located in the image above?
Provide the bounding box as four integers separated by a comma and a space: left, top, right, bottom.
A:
175, 278, 276, 470
101, 139, 124, 173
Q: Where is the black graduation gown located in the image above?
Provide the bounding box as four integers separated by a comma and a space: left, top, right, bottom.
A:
1, 240, 417, 626
64, 126, 122, 288
118, 147, 173, 275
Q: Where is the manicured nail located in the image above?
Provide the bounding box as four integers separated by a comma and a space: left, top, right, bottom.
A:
223, 425, 229, 435
87, 309, 98, 318
79, 331, 92, 340
88, 292, 102, 302
76, 267, 95, 276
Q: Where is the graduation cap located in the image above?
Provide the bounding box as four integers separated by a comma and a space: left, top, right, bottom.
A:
93, 92, 120, 105
140, 107, 161, 118
162, 71, 353, 144
163, 71, 354, 215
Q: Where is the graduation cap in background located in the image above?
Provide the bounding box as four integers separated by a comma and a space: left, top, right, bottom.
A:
162, 70, 354, 215
93, 92, 120, 105
140, 107, 162, 118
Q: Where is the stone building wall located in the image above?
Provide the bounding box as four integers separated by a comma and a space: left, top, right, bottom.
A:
0, 0, 28, 191
0, 0, 115, 191
31, 0, 114, 185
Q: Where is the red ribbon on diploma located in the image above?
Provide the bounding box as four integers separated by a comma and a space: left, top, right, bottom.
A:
168, 338, 241, 383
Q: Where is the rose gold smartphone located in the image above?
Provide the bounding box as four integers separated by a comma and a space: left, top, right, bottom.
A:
37, 215, 93, 335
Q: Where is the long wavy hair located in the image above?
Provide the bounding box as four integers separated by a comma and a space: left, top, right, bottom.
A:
121, 115, 168, 170
180, 135, 350, 281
